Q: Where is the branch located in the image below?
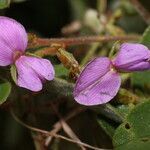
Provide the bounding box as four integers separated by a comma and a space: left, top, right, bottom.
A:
49, 103, 86, 150
10, 109, 109, 150
45, 106, 86, 146
28, 35, 140, 47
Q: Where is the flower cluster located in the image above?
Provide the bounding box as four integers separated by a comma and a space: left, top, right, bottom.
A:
73, 43, 150, 106
0, 16, 149, 106
0, 16, 54, 91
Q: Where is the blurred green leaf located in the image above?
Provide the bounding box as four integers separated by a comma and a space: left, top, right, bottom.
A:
113, 100, 150, 150
54, 64, 69, 78
69, 0, 88, 20
131, 71, 150, 92
140, 25, 150, 48
121, 0, 136, 15
10, 65, 17, 84
118, 15, 147, 33
0, 0, 10, 9
109, 41, 121, 58
0, 81, 11, 105
12, 0, 26, 2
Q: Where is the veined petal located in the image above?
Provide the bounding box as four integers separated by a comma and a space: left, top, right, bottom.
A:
0, 17, 27, 66
74, 70, 121, 106
15, 56, 42, 91
18, 56, 55, 80
15, 56, 54, 91
113, 43, 150, 71
0, 42, 14, 66
73, 57, 121, 106
121, 61, 150, 71
74, 57, 111, 95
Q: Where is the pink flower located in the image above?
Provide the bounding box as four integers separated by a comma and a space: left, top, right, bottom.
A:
73, 57, 121, 106
0, 16, 54, 91
73, 43, 150, 106
113, 43, 150, 71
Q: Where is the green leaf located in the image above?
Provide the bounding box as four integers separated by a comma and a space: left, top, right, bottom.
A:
0, 81, 11, 105
54, 64, 69, 78
109, 41, 121, 58
69, 0, 87, 20
131, 71, 150, 92
10, 65, 17, 84
140, 25, 150, 48
115, 104, 134, 119
0, 0, 10, 9
113, 100, 150, 150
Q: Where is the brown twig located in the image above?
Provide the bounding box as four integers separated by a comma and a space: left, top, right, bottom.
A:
34, 47, 58, 56
130, 0, 150, 24
45, 106, 87, 146
31, 133, 47, 150
11, 109, 109, 150
29, 35, 140, 47
49, 103, 86, 150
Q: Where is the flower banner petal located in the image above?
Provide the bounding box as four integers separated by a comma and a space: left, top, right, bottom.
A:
0, 42, 14, 66
73, 57, 121, 105
74, 57, 111, 95
0, 17, 27, 65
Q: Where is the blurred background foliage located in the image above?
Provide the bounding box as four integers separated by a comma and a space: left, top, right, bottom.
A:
0, 0, 150, 150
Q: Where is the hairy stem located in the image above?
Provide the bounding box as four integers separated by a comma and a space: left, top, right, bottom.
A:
29, 35, 140, 47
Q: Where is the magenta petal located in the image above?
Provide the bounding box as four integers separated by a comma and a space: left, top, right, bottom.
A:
74, 57, 111, 93
15, 56, 55, 91
19, 56, 55, 80
0, 17, 27, 66
74, 70, 121, 106
113, 43, 150, 71
15, 57, 42, 91
0, 42, 15, 66
73, 57, 121, 106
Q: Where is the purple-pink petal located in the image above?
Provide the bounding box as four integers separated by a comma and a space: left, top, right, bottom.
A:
74, 57, 111, 94
0, 16, 27, 66
73, 57, 121, 106
0, 42, 14, 66
15, 56, 55, 91
19, 56, 55, 81
113, 43, 150, 71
